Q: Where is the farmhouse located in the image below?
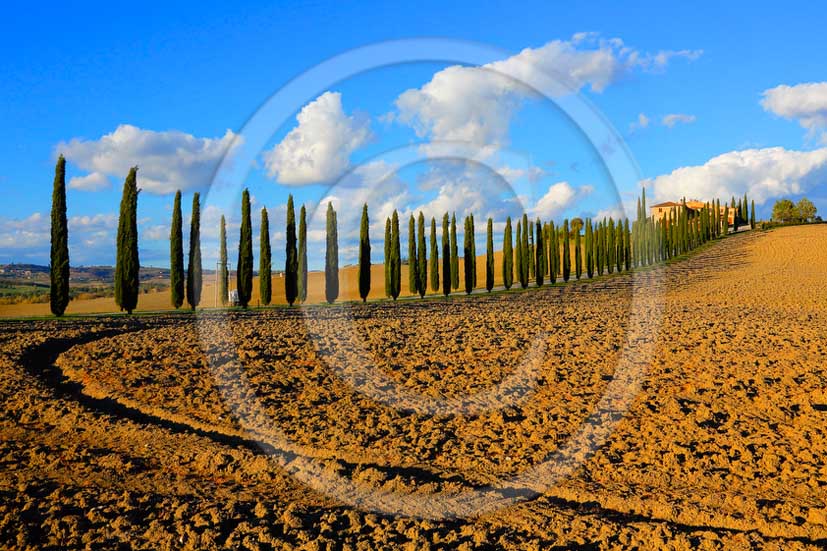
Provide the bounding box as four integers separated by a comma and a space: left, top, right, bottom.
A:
650, 200, 736, 225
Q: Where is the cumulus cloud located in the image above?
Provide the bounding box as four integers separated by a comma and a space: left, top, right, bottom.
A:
761, 82, 827, 141
395, 33, 701, 153
661, 113, 696, 128
68, 172, 110, 192
263, 91, 372, 185
57, 124, 241, 195
644, 146, 827, 205
528, 181, 591, 219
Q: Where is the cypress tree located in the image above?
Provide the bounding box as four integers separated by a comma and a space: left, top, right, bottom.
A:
358, 204, 370, 302
298, 205, 308, 303
521, 213, 530, 288
115, 167, 140, 314
408, 214, 418, 295
417, 212, 427, 298
429, 217, 439, 292
528, 228, 535, 282
750, 199, 756, 229
733, 200, 740, 232
186, 193, 202, 310
470, 214, 477, 287
549, 221, 558, 284
259, 207, 271, 306
723, 205, 729, 236
615, 220, 623, 272
384, 218, 391, 297
596, 221, 604, 276
450, 213, 459, 289
486, 217, 494, 292
585, 219, 594, 278
284, 195, 297, 305
562, 219, 571, 282
624, 218, 631, 271
503, 216, 513, 290
575, 223, 582, 280
515, 220, 524, 288
219, 215, 228, 306
169, 190, 184, 309
325, 202, 339, 303
606, 219, 615, 274
442, 213, 451, 296
463, 216, 474, 294
50, 155, 70, 316
535, 218, 545, 286
743, 193, 749, 224
237, 189, 253, 308
390, 210, 401, 300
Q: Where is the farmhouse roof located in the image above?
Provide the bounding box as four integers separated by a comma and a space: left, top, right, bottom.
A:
651, 201, 682, 208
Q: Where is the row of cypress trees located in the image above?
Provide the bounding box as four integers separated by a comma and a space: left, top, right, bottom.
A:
48, 150, 746, 314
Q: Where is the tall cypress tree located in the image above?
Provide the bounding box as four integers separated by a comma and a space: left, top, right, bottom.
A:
325, 202, 339, 303
470, 214, 477, 288
606, 218, 615, 274
169, 190, 184, 309
186, 192, 202, 310
527, 228, 535, 282
615, 220, 623, 272
442, 213, 451, 296
417, 212, 427, 298
503, 216, 513, 290
549, 221, 558, 284
535, 218, 545, 286
723, 205, 729, 236
733, 199, 740, 232
219, 215, 228, 306
575, 223, 582, 280
520, 213, 529, 288
515, 220, 524, 288
624, 218, 631, 271
358, 204, 370, 302
562, 219, 571, 282
390, 210, 401, 300
50, 155, 70, 316
596, 221, 604, 276
115, 167, 140, 314
450, 213, 459, 289
408, 214, 418, 295
384, 217, 391, 297
284, 195, 297, 305
486, 217, 494, 292
463, 216, 473, 294
585, 219, 594, 278
430, 217, 439, 292
237, 189, 253, 308
259, 207, 271, 306
750, 199, 756, 229
298, 205, 307, 303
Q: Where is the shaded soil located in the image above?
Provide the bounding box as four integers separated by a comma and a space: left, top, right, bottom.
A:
2, 226, 827, 549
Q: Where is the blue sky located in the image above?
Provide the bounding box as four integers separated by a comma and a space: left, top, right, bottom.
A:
3, 1, 827, 269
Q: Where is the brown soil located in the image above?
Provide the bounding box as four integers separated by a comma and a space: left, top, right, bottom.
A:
1, 226, 826, 550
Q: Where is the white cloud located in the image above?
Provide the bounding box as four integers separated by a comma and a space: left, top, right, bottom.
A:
68, 172, 110, 191
761, 82, 827, 141
528, 181, 590, 219
395, 33, 701, 153
644, 146, 827, 205
629, 113, 650, 132
0, 212, 49, 250
263, 91, 372, 185
58, 124, 241, 195
496, 165, 546, 183
661, 113, 696, 128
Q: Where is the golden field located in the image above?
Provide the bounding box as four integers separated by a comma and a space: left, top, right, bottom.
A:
1, 225, 826, 549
